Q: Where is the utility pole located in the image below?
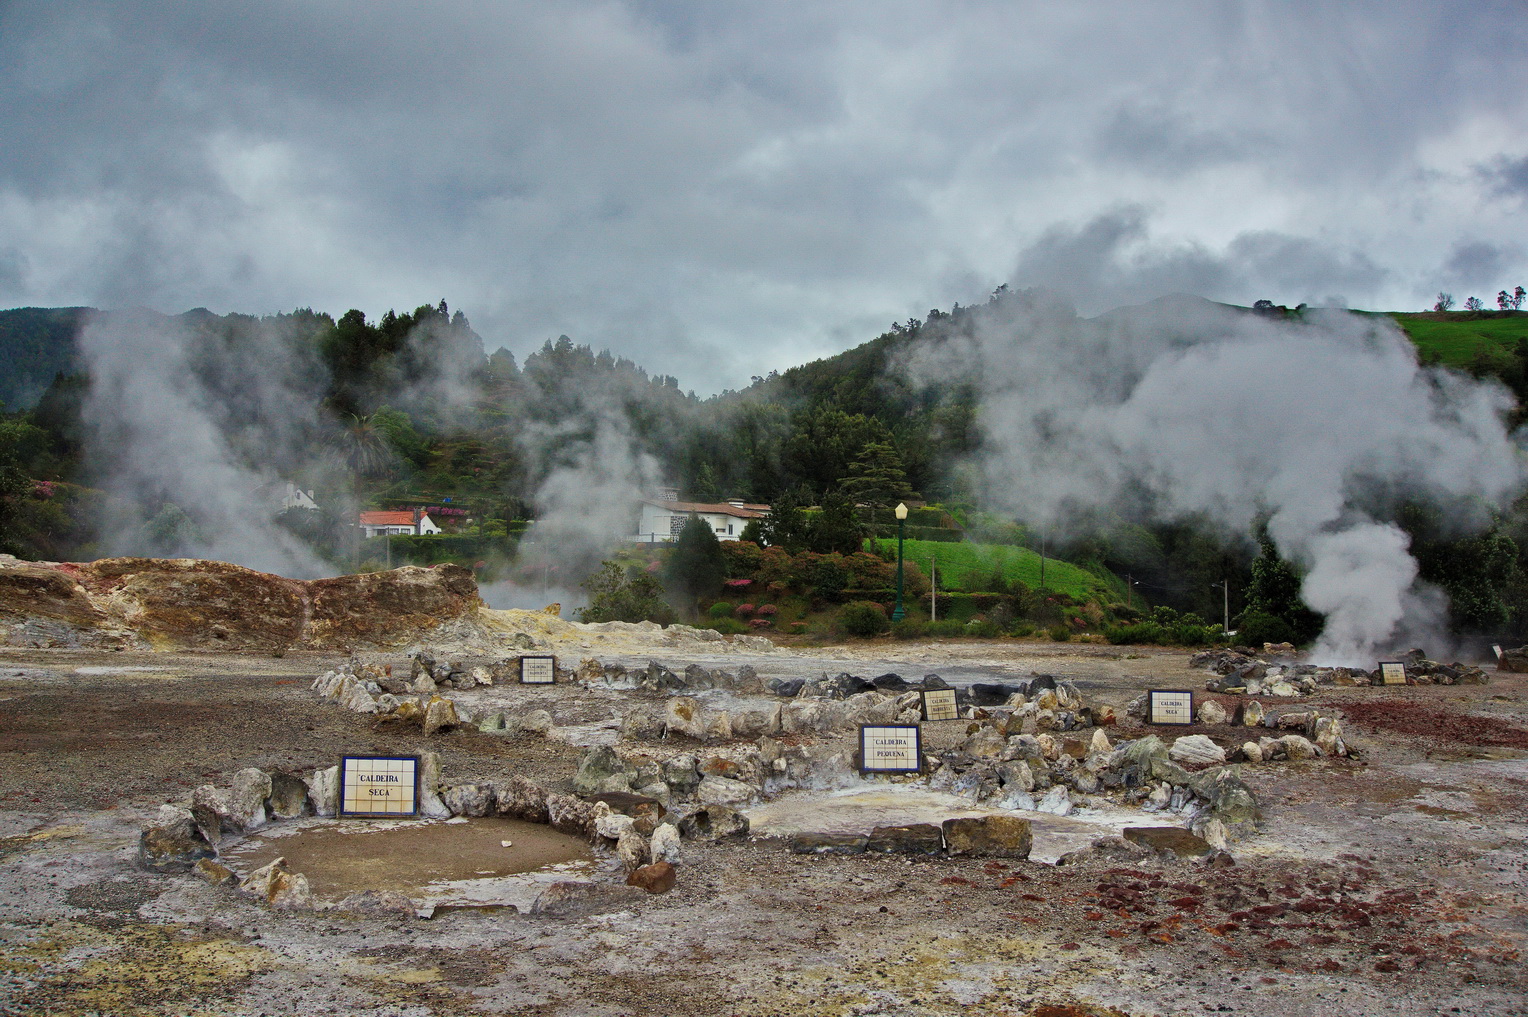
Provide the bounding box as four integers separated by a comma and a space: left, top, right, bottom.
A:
1211, 579, 1230, 634
1038, 528, 1046, 592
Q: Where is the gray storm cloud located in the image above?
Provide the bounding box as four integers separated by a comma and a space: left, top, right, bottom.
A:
905, 291, 1525, 664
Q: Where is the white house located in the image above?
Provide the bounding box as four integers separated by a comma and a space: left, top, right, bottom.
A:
282, 483, 319, 511
358, 509, 443, 538
636, 498, 769, 543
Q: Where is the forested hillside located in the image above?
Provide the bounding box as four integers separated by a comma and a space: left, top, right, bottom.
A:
2, 294, 1527, 646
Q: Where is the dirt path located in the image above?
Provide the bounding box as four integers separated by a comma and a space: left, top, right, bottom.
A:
0, 639, 1525, 1015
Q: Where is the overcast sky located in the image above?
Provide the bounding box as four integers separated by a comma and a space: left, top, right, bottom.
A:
3, 1, 1526, 393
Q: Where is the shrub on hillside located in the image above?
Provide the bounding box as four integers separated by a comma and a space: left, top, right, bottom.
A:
839, 600, 890, 637
1236, 611, 1296, 647
1105, 619, 1222, 646
703, 617, 748, 635
707, 602, 735, 619
926, 619, 967, 638
1048, 624, 1072, 642
892, 618, 926, 639
1104, 621, 1166, 645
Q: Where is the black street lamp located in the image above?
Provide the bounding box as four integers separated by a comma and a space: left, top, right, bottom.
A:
892, 502, 908, 622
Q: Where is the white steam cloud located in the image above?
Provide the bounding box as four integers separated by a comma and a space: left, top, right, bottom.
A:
906, 291, 1525, 664
491, 406, 663, 613
78, 309, 333, 577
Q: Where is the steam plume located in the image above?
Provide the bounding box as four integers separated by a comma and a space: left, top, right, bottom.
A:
78, 308, 333, 576
906, 291, 1524, 664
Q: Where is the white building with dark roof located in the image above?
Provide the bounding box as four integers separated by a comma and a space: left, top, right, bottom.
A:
636, 498, 769, 543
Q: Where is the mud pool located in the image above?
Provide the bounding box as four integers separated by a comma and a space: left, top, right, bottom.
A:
220, 816, 601, 911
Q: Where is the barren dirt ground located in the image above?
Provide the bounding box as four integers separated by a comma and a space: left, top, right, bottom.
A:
1, 637, 1526, 1016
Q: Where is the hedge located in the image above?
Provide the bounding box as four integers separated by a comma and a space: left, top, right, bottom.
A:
869, 524, 964, 542
362, 533, 520, 565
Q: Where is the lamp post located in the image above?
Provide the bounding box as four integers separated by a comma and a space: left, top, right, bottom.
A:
892, 502, 909, 622
1211, 579, 1230, 635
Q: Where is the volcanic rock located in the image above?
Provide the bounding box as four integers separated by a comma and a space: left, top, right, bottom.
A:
626, 861, 677, 894
138, 805, 215, 872
1122, 826, 1213, 859
0, 557, 484, 650
1169, 735, 1227, 767
676, 805, 749, 841
866, 823, 944, 855
941, 815, 1032, 858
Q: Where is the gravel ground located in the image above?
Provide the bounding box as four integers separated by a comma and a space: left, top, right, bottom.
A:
0, 636, 1525, 1016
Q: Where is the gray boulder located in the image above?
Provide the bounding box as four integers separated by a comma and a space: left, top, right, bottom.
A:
138, 805, 215, 872
442, 783, 496, 817
1169, 734, 1227, 767
676, 805, 749, 841
942, 815, 1032, 858
229, 768, 272, 832
267, 772, 311, 820
305, 766, 340, 818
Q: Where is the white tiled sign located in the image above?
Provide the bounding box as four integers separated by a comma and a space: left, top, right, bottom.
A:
1147, 690, 1194, 725
520, 655, 556, 684
859, 724, 922, 773
1378, 661, 1408, 685
921, 688, 959, 722
339, 755, 419, 817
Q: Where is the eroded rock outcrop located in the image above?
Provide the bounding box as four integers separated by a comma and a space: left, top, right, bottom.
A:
0, 557, 483, 650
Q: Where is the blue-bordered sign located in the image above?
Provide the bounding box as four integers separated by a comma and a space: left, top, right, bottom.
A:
859, 724, 922, 773
339, 755, 420, 817
1147, 690, 1194, 725
920, 688, 959, 722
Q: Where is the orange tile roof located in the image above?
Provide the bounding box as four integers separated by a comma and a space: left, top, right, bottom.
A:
359, 510, 416, 526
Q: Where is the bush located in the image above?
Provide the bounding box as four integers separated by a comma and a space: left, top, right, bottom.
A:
892, 618, 926, 639
1048, 624, 1072, 642
756, 604, 777, 617
964, 619, 1001, 638
702, 617, 748, 635
839, 600, 890, 638
788, 621, 808, 633
926, 619, 967, 638
1236, 611, 1296, 647
707, 602, 735, 619
736, 603, 756, 617
1104, 620, 1223, 646
1104, 621, 1166, 645
1010, 621, 1036, 638
1169, 623, 1220, 647
748, 617, 772, 629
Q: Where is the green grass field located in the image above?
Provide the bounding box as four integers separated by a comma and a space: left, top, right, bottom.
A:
871, 538, 1117, 601
1386, 311, 1528, 369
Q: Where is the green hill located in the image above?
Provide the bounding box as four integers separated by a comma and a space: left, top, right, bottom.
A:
1385, 310, 1528, 369
871, 537, 1116, 602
